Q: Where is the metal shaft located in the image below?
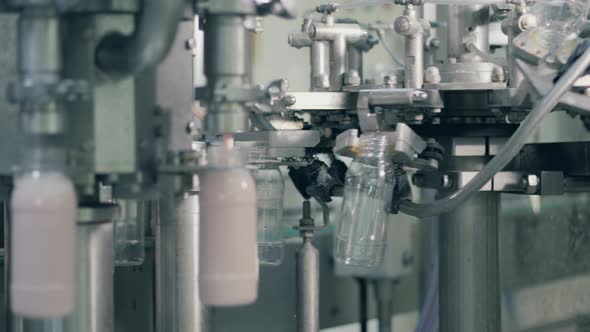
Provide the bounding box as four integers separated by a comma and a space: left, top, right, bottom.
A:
347, 45, 363, 79
375, 280, 394, 332
203, 15, 253, 134
439, 192, 500, 332
156, 176, 207, 332
330, 36, 347, 91
65, 205, 116, 332
310, 41, 330, 91
296, 235, 320, 332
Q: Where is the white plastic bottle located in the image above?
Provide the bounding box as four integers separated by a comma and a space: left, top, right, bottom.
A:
11, 171, 77, 318
199, 146, 259, 306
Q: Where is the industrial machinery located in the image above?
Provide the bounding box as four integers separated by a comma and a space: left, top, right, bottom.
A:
1, 0, 590, 331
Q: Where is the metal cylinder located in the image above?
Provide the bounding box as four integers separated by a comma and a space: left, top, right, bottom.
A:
156, 177, 207, 332
439, 192, 500, 332
19, 8, 61, 85
374, 280, 394, 332
296, 235, 319, 332
203, 15, 252, 134
310, 41, 330, 91
204, 15, 251, 90
347, 45, 363, 80
404, 33, 424, 89
64, 205, 116, 332
330, 36, 347, 91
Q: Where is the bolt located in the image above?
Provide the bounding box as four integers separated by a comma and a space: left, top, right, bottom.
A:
394, 16, 412, 35
383, 74, 397, 87
344, 70, 361, 86
522, 174, 540, 194
491, 66, 506, 83
413, 90, 428, 101
185, 38, 196, 51
429, 37, 441, 50
283, 94, 297, 106
424, 66, 442, 84
443, 174, 452, 189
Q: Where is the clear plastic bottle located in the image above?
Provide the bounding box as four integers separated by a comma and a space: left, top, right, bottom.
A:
114, 199, 149, 266
11, 170, 77, 318
252, 166, 285, 266
334, 134, 395, 268
199, 145, 259, 306
532, 0, 590, 50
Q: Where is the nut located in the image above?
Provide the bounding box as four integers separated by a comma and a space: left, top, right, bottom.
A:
344, 70, 361, 86
522, 174, 540, 194
491, 66, 506, 83
424, 66, 442, 84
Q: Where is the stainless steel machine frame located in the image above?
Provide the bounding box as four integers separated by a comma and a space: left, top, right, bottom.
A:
1, 0, 590, 332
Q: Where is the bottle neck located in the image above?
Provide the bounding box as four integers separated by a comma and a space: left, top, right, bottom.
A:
357, 134, 390, 160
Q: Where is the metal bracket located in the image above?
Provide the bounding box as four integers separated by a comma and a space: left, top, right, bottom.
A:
356, 88, 443, 131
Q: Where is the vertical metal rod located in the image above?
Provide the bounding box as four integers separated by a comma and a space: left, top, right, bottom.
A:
439, 192, 500, 332
311, 41, 330, 91
330, 36, 347, 91
375, 280, 394, 332
3, 201, 9, 332
156, 176, 207, 332
358, 279, 368, 332
65, 205, 116, 332
403, 6, 424, 89
347, 45, 363, 79
296, 201, 319, 332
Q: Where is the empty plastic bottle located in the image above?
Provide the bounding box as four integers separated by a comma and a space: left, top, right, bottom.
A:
334, 133, 395, 268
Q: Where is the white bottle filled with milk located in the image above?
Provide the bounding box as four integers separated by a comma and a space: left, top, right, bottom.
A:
11, 171, 77, 317
199, 143, 259, 306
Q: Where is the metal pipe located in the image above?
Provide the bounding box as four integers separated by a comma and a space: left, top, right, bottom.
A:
358, 279, 368, 332
19, 8, 60, 86
64, 205, 116, 332
330, 36, 347, 91
203, 15, 252, 134
395, 5, 424, 89
17, 8, 65, 135
95, 0, 185, 78
439, 192, 500, 332
156, 176, 207, 332
347, 45, 363, 79
296, 236, 319, 332
311, 41, 330, 91
375, 280, 394, 332
296, 201, 319, 332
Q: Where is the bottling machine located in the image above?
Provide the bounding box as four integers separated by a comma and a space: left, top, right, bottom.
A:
1, 0, 590, 331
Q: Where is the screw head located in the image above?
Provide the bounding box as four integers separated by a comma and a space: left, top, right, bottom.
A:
394, 16, 412, 34
283, 95, 297, 106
